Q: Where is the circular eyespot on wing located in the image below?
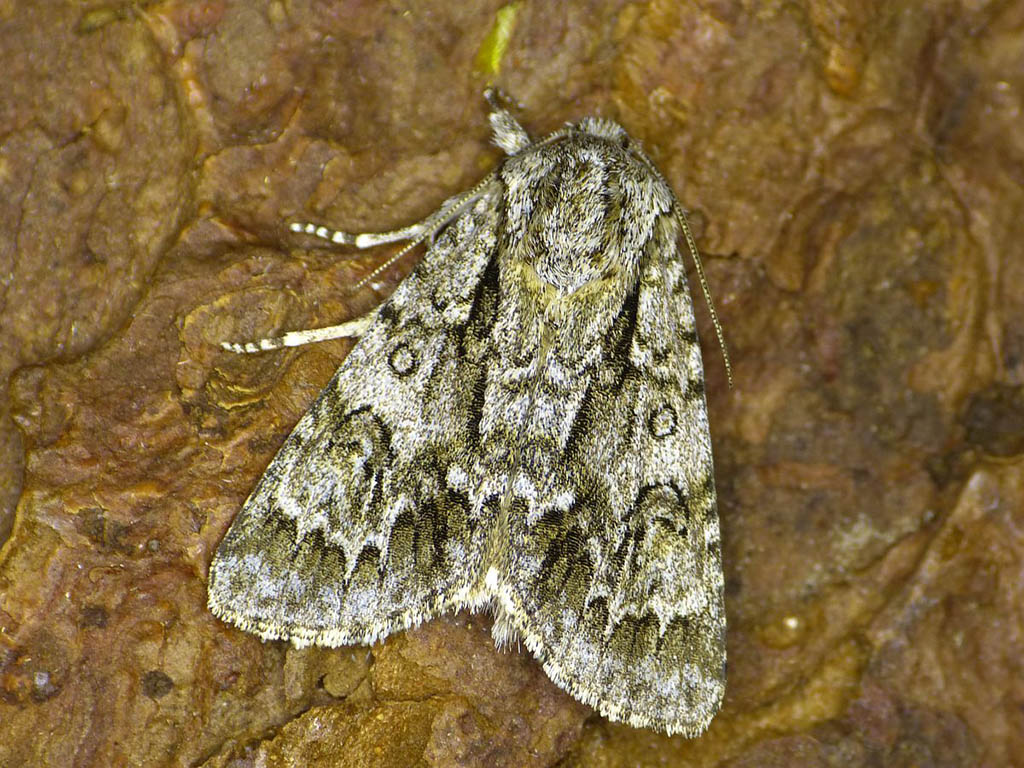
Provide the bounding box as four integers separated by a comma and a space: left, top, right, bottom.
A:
388, 342, 419, 377
648, 403, 677, 439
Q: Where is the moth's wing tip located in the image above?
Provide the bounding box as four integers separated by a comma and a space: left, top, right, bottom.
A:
496, 590, 725, 737
537, 648, 724, 736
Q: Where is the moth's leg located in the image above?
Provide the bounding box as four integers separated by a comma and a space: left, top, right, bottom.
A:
291, 171, 501, 293
290, 218, 431, 248
221, 313, 375, 354
291, 91, 521, 252
290, 186, 485, 250
235, 96, 508, 356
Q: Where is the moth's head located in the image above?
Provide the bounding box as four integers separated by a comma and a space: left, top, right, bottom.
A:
575, 116, 630, 147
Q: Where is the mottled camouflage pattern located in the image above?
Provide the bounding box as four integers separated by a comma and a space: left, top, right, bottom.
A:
208, 98, 725, 736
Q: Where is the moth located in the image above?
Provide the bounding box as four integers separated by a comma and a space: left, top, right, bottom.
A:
208, 91, 728, 736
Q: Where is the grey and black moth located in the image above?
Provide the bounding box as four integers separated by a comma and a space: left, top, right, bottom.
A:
208, 92, 728, 736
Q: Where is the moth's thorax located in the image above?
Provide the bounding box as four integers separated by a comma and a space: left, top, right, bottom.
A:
500, 130, 671, 303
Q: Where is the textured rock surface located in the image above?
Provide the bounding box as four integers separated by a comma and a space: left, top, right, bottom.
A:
1, 1, 1022, 766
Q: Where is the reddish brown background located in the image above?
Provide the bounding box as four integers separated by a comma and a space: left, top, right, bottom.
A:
1, 1, 1022, 766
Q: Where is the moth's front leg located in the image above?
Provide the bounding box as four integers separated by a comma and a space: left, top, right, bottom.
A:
220, 314, 376, 354
289, 184, 490, 251
222, 206, 451, 354
224, 177, 500, 354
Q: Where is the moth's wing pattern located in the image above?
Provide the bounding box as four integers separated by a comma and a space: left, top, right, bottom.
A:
499, 212, 726, 736
208, 194, 503, 647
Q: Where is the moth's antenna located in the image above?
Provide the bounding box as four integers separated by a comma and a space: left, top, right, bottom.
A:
675, 206, 733, 388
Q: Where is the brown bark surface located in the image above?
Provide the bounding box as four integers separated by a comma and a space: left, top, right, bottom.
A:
1, 1, 1022, 766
